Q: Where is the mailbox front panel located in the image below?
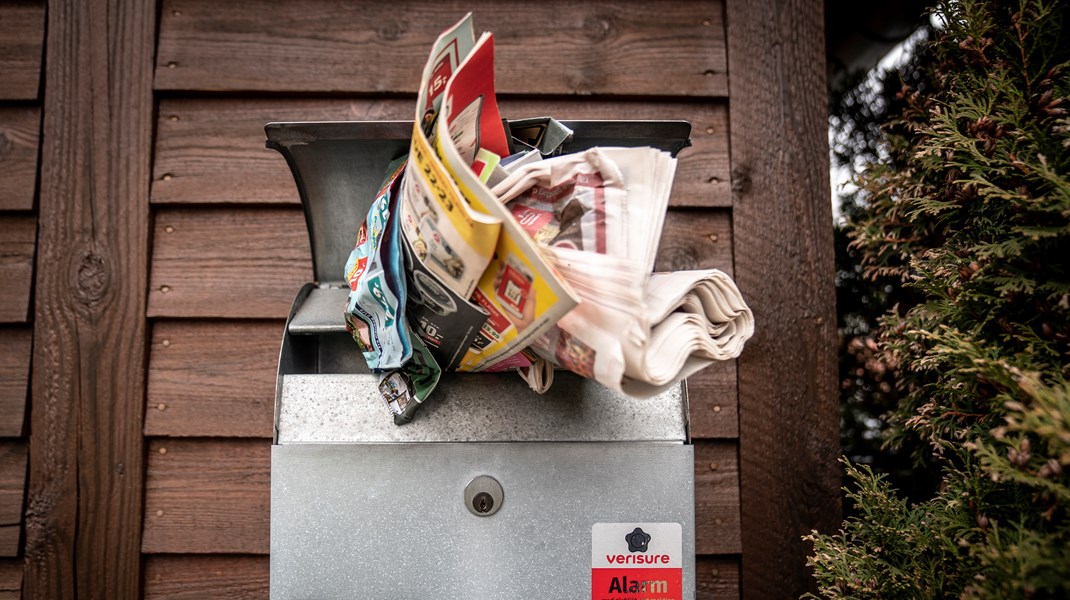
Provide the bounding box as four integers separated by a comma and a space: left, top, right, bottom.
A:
271, 442, 695, 598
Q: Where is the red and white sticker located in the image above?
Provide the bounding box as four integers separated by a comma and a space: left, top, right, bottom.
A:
592, 523, 682, 600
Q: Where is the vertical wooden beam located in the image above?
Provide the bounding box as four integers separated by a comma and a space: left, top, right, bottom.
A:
24, 0, 154, 598
725, 0, 839, 597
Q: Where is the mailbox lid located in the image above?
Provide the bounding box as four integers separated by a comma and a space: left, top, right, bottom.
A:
276, 372, 688, 443
270, 441, 696, 599
265, 120, 692, 284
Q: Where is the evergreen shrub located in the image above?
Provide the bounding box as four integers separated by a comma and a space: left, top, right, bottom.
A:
807, 0, 1070, 597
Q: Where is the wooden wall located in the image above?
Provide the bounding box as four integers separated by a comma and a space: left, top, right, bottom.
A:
4, 0, 837, 598
0, 1, 43, 597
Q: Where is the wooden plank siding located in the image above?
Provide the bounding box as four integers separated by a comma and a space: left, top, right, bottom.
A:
146, 320, 282, 438
0, 442, 26, 557
0, 0, 45, 101
0, 4, 43, 596
146, 320, 281, 439
145, 555, 268, 600
146, 206, 313, 319
0, 560, 21, 600
0, 327, 31, 438
0, 106, 40, 211
0, 216, 35, 324
23, 0, 155, 598
155, 0, 728, 97
142, 439, 270, 555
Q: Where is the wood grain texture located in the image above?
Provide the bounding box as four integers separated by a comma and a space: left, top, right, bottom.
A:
697, 555, 740, 599
0, 327, 31, 437
0, 215, 35, 323
152, 98, 729, 208
0, 441, 26, 557
726, 0, 840, 596
0, 0, 44, 100
142, 438, 270, 554
688, 360, 738, 439
147, 206, 312, 319
655, 209, 733, 277
146, 320, 282, 438
144, 555, 267, 600
0, 560, 20, 600
152, 98, 411, 205
695, 441, 741, 555
0, 105, 40, 210
24, 0, 155, 597
156, 0, 727, 97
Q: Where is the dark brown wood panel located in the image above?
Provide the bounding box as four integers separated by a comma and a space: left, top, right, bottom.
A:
0, 441, 26, 557
146, 320, 282, 438
0, 0, 44, 100
156, 0, 727, 97
152, 98, 411, 205
145, 555, 267, 600
147, 206, 312, 319
688, 360, 738, 439
0, 215, 35, 323
726, 0, 839, 596
0, 559, 20, 600
697, 555, 740, 599
0, 327, 31, 437
656, 210, 733, 277
24, 0, 155, 597
152, 98, 729, 208
0, 105, 40, 210
142, 438, 270, 554
694, 441, 741, 555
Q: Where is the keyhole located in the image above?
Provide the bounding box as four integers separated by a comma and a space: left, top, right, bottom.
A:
464, 475, 502, 517
473, 492, 494, 514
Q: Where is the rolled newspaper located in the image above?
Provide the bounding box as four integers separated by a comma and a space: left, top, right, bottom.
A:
495, 147, 754, 398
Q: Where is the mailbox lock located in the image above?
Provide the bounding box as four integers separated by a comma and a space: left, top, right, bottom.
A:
464, 475, 503, 517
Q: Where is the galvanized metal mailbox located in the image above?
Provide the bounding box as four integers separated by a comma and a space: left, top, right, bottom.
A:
266, 121, 697, 598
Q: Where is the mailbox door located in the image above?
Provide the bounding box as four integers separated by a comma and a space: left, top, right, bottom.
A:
271, 442, 695, 598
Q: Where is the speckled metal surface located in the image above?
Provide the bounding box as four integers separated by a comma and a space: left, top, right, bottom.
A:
277, 373, 688, 443
270, 442, 695, 599
286, 286, 349, 334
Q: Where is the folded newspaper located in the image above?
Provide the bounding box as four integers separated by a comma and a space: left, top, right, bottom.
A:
343, 13, 753, 423
494, 148, 754, 398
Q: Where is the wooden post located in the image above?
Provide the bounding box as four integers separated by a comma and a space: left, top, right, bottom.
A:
725, 0, 840, 597
23, 0, 155, 597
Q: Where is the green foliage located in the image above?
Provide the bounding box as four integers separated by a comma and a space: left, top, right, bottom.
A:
808, 0, 1070, 597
